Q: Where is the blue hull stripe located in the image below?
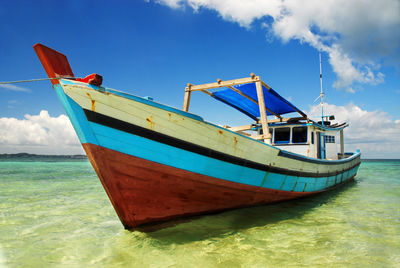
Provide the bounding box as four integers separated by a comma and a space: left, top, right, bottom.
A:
54, 84, 98, 144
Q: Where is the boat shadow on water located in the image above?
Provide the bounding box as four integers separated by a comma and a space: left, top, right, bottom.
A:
139, 179, 358, 244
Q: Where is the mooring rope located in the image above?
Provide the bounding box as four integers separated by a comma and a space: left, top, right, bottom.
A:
0, 77, 76, 85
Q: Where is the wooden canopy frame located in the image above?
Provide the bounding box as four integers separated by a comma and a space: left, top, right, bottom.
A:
183, 73, 308, 143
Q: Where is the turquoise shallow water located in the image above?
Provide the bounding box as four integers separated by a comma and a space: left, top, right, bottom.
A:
0, 159, 399, 267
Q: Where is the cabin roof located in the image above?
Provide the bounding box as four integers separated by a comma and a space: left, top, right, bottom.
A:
183, 74, 347, 142
184, 74, 307, 123
210, 82, 305, 121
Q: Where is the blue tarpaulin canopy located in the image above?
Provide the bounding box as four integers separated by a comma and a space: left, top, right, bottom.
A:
211, 83, 306, 121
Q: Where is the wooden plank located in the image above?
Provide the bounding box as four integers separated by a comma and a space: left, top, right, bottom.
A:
267, 117, 305, 123
188, 76, 260, 91
227, 124, 253, 132
200, 89, 213, 96
183, 86, 191, 112
291, 106, 308, 118
250, 134, 264, 140
261, 81, 271, 90
255, 81, 271, 143
340, 130, 344, 158
227, 85, 258, 104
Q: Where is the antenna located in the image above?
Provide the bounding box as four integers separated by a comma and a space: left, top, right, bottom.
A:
319, 51, 324, 125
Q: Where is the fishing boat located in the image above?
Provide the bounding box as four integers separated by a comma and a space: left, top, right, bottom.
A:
34, 44, 361, 230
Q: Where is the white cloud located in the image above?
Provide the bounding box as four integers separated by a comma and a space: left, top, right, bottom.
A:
0, 110, 84, 155
0, 84, 31, 92
154, 0, 400, 90
308, 103, 400, 158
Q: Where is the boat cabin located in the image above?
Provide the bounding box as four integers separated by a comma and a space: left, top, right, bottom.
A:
183, 73, 348, 160
268, 122, 346, 160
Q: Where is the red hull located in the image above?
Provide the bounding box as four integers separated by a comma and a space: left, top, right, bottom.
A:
82, 143, 349, 230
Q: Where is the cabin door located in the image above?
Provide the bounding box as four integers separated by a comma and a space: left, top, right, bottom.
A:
317, 132, 326, 159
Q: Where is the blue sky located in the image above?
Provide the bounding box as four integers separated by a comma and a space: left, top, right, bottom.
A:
0, 0, 399, 158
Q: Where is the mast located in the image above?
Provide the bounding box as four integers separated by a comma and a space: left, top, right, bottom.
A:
319, 52, 324, 125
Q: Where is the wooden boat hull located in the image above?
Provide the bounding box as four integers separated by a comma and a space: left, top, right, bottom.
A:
32, 44, 361, 230
83, 143, 357, 229
52, 80, 360, 230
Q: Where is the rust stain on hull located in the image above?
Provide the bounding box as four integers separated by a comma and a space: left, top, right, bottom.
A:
146, 116, 155, 130
233, 137, 238, 145
86, 93, 96, 111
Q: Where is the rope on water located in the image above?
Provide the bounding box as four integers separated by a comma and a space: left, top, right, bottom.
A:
0, 77, 76, 85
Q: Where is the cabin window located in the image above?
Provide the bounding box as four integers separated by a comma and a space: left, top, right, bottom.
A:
311, 132, 314, 144
324, 135, 335, 143
292, 127, 307, 143
274, 127, 290, 144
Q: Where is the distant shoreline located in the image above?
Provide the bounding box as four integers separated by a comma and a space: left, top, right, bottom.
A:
0, 153, 398, 161
0, 153, 87, 159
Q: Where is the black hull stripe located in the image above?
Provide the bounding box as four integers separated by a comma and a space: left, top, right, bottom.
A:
83, 109, 360, 178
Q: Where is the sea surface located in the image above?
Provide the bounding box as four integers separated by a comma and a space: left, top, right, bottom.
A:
0, 158, 399, 267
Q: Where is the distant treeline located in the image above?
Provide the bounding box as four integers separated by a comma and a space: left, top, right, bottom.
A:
0, 153, 87, 159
